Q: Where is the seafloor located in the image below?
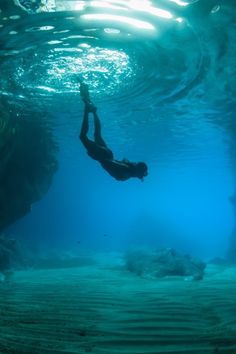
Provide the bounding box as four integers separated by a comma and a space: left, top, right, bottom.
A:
0, 254, 236, 354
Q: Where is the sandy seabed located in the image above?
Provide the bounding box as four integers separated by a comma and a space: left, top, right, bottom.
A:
0, 254, 236, 354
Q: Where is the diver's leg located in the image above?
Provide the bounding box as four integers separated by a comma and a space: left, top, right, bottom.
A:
93, 111, 107, 147
79, 106, 89, 142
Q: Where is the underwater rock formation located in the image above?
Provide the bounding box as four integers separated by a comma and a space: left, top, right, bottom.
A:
125, 248, 206, 280
0, 233, 23, 273
0, 100, 58, 231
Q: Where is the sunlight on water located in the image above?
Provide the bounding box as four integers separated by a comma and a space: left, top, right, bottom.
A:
1, 0, 204, 103
0, 0, 235, 137
169, 0, 188, 6
81, 14, 155, 30
121, 1, 173, 19
45, 47, 131, 92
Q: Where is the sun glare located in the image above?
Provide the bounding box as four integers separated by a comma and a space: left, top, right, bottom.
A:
168, 0, 189, 6
81, 13, 155, 30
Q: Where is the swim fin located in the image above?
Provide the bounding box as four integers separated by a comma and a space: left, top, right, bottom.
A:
79, 81, 91, 104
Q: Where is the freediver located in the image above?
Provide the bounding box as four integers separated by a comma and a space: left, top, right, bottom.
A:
79, 81, 148, 181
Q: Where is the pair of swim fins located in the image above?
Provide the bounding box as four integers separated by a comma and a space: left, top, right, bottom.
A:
79, 79, 97, 112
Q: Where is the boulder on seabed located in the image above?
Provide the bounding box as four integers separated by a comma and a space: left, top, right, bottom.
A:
0, 233, 24, 282
125, 248, 206, 281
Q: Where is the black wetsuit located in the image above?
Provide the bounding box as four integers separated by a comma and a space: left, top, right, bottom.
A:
79, 107, 139, 181
100, 159, 137, 181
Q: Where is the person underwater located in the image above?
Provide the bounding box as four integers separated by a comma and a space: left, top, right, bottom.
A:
79, 81, 148, 181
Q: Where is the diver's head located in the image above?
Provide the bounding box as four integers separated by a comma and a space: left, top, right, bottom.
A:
134, 162, 148, 181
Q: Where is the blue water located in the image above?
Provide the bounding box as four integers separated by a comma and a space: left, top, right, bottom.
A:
1, 0, 236, 260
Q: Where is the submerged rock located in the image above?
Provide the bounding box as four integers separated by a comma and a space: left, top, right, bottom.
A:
0, 233, 24, 279
0, 100, 58, 231
125, 248, 206, 280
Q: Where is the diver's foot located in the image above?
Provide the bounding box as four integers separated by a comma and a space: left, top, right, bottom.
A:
80, 82, 91, 103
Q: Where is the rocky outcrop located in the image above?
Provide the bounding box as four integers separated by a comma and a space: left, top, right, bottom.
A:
0, 233, 23, 272
0, 100, 58, 232
125, 248, 206, 280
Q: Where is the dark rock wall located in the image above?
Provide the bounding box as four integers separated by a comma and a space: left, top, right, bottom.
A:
0, 100, 58, 232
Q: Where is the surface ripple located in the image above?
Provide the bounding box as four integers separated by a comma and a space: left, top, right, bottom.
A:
0, 1, 205, 109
